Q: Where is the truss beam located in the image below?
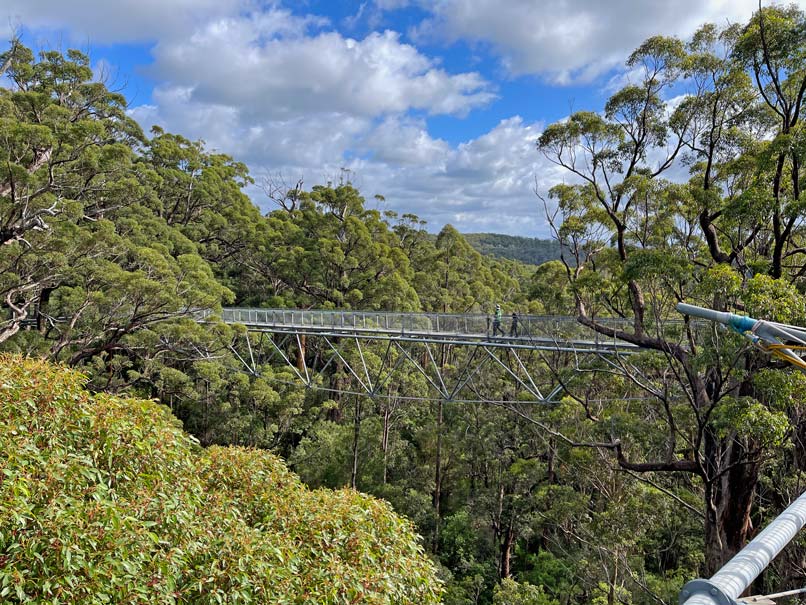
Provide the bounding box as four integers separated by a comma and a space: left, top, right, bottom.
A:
220, 307, 676, 405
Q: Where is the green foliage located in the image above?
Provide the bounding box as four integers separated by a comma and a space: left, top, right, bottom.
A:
463, 233, 561, 266
0, 357, 442, 604
259, 184, 421, 310
12, 18, 806, 605
492, 579, 558, 605
745, 275, 806, 325
711, 396, 789, 446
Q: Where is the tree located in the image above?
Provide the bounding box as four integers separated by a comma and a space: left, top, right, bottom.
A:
260, 183, 420, 310
0, 42, 143, 341
537, 11, 806, 574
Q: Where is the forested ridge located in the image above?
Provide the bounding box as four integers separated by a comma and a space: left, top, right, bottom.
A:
5, 5, 806, 604
464, 233, 561, 266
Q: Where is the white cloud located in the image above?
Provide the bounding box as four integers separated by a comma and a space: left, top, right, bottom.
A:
8, 1, 529, 233
4, 0, 246, 43
130, 86, 372, 169
345, 116, 563, 235
414, 0, 806, 83
374, 0, 412, 9
132, 79, 558, 235
359, 117, 451, 165
148, 14, 494, 119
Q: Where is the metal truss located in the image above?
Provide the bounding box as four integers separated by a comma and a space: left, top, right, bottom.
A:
228, 324, 637, 405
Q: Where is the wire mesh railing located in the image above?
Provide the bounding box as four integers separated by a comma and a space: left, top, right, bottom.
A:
210, 307, 697, 347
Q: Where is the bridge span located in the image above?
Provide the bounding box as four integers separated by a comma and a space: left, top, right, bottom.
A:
217, 307, 646, 352
207, 308, 694, 405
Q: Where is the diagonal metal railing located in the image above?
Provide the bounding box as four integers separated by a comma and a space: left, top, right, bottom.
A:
676, 303, 806, 605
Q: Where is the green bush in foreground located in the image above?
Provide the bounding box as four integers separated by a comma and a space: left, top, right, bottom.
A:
0, 356, 441, 604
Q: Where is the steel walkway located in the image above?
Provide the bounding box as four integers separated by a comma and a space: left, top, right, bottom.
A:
204, 308, 698, 404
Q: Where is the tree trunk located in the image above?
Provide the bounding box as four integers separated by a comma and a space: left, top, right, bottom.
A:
296, 334, 306, 372
328, 357, 343, 422
433, 342, 449, 553
500, 521, 515, 579
703, 430, 759, 575
351, 396, 361, 489
433, 398, 443, 553
382, 402, 391, 485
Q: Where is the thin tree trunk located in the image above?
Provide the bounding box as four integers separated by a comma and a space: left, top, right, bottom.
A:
296, 334, 306, 372
500, 521, 515, 579
351, 396, 361, 489
382, 401, 391, 485
433, 398, 443, 552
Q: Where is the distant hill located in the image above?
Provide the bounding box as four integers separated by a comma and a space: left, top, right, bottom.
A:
464, 233, 561, 265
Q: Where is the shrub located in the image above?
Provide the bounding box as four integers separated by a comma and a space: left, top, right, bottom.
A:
0, 356, 441, 604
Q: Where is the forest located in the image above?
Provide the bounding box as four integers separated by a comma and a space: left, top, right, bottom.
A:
4, 4, 806, 604
463, 233, 561, 266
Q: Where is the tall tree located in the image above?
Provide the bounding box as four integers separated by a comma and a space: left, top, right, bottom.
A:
537, 12, 806, 573
0, 42, 143, 341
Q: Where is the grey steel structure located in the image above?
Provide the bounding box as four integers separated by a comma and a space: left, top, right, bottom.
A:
213, 307, 652, 405
677, 489, 806, 603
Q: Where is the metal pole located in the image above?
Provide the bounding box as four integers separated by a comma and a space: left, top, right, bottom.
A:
676, 303, 757, 333
680, 491, 806, 604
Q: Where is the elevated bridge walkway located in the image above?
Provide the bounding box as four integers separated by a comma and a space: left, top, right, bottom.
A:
207, 308, 699, 405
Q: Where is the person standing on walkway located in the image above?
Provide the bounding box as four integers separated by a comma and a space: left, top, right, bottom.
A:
492, 304, 504, 336
509, 312, 519, 337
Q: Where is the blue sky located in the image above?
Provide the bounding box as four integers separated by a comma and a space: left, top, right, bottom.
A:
3, 0, 788, 236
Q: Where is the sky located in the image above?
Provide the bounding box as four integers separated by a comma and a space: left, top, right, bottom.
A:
2, 0, 799, 236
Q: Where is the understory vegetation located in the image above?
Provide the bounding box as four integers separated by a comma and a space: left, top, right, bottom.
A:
5, 5, 806, 603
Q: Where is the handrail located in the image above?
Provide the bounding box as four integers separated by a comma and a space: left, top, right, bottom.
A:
679, 491, 806, 604
211, 308, 694, 344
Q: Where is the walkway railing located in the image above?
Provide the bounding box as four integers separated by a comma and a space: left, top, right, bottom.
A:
212, 307, 693, 347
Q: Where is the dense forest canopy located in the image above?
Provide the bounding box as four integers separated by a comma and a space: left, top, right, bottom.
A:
4, 4, 806, 603
464, 233, 561, 266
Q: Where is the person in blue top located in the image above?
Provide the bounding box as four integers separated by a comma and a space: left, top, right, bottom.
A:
492, 304, 504, 336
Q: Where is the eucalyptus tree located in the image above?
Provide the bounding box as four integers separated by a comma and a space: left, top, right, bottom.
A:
537, 8, 806, 574
0, 42, 144, 341
0, 42, 283, 449
261, 183, 420, 310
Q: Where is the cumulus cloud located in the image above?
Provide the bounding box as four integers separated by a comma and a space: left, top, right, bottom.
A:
148, 15, 494, 119
413, 0, 806, 83
131, 80, 558, 235
359, 117, 451, 165
346, 116, 564, 235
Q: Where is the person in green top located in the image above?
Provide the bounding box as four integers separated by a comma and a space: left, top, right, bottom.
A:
492, 304, 504, 336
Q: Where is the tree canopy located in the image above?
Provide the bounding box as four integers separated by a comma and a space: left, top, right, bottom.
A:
0, 356, 442, 603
